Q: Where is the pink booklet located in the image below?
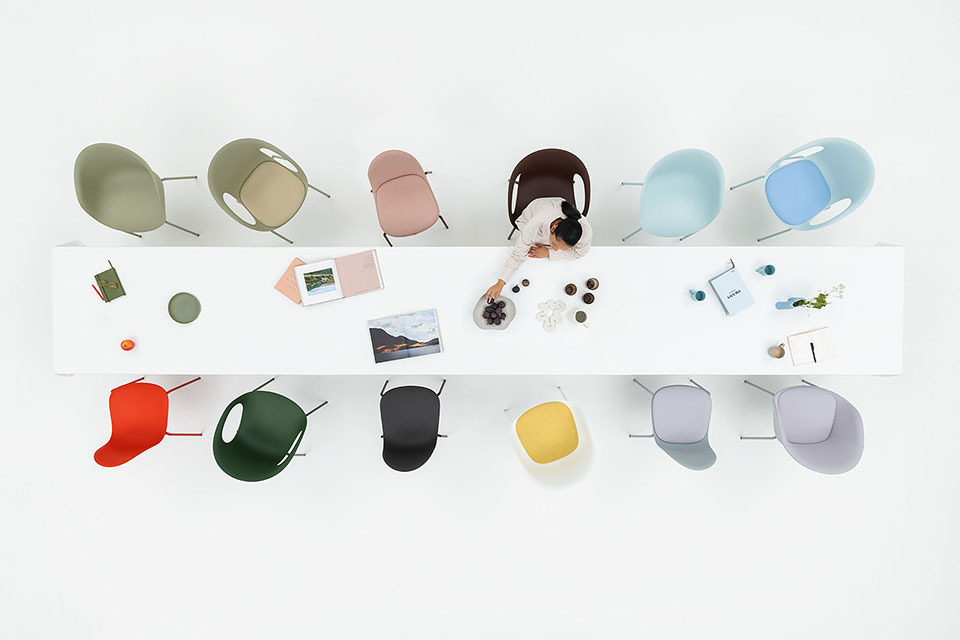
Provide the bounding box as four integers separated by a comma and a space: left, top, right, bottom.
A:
275, 258, 306, 303
289, 250, 384, 306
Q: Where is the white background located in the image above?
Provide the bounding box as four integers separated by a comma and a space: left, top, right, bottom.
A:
1, 0, 958, 638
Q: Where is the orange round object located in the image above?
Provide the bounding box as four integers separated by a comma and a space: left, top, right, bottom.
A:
120, 339, 135, 351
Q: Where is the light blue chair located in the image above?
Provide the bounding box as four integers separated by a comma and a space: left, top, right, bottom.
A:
621, 149, 725, 242
730, 137, 875, 242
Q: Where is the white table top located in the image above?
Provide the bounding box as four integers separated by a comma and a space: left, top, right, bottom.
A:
52, 245, 904, 376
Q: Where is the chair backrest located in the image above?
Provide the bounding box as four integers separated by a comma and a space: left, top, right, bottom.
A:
213, 390, 307, 482
508, 148, 590, 227
207, 138, 308, 231
95, 381, 169, 467
368, 150, 427, 191
773, 385, 864, 474
767, 138, 874, 231
379, 385, 441, 472
650, 384, 716, 470
75, 143, 166, 233
636, 149, 725, 238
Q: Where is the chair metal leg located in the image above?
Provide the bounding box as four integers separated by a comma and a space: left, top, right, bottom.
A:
557, 386, 567, 401
621, 181, 644, 186
438, 433, 447, 438
622, 226, 644, 242
757, 228, 792, 242
380, 380, 390, 396
689, 379, 709, 394
160, 175, 198, 182
271, 229, 293, 244
801, 379, 819, 387
166, 431, 203, 436
120, 229, 143, 239
164, 221, 200, 237
166, 376, 201, 394
632, 378, 655, 396
730, 175, 763, 190
436, 379, 446, 397
383, 233, 394, 247
252, 378, 275, 392
507, 227, 516, 241
628, 434, 654, 438
305, 401, 328, 417
113, 376, 145, 392
307, 183, 331, 198
740, 435, 778, 440
679, 230, 697, 242
743, 379, 775, 395
438, 214, 449, 229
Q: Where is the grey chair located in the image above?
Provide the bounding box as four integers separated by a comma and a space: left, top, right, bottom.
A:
742, 379, 864, 474
207, 138, 330, 244
629, 378, 716, 470
74, 143, 200, 238
379, 379, 447, 472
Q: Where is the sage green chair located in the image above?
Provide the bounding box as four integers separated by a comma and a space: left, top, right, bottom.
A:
74, 143, 200, 238
207, 138, 330, 244
213, 378, 327, 482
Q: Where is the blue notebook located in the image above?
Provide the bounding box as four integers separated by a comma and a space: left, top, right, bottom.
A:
709, 261, 754, 316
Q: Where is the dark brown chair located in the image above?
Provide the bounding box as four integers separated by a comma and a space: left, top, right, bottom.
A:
507, 148, 591, 240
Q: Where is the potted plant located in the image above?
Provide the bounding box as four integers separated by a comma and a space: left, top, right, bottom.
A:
776, 284, 845, 310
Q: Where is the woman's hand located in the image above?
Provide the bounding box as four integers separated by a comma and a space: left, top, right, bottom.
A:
485, 280, 506, 302
528, 244, 549, 259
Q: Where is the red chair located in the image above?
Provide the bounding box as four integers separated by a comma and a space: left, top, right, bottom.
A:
94, 376, 202, 467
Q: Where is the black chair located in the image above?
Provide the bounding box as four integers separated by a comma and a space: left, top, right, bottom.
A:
507, 148, 591, 240
379, 379, 446, 472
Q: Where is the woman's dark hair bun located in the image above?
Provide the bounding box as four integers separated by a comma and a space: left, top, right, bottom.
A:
560, 200, 582, 220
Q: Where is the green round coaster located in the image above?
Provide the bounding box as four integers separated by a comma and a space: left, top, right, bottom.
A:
168, 292, 201, 324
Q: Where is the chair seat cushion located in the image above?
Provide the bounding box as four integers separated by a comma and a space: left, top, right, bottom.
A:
651, 385, 711, 443
239, 161, 307, 228
375, 174, 440, 237
516, 401, 578, 464
765, 159, 831, 226
775, 386, 837, 444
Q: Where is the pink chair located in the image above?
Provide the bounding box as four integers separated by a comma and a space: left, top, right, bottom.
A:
368, 150, 448, 246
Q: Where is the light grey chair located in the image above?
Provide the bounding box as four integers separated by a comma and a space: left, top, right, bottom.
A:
207, 138, 330, 244
742, 379, 864, 474
75, 143, 200, 238
629, 378, 716, 470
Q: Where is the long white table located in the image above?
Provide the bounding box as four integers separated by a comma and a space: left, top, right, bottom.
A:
52, 245, 903, 376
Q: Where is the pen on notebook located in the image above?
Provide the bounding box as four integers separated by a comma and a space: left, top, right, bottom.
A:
92, 284, 105, 301
810, 342, 817, 363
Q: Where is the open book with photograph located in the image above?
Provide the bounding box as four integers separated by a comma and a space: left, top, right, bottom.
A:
293, 250, 384, 306
368, 309, 443, 363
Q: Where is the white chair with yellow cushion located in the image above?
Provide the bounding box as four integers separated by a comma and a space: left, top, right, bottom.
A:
208, 138, 330, 243
508, 386, 590, 484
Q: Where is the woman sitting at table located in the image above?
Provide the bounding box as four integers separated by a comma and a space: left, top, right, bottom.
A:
484, 197, 593, 302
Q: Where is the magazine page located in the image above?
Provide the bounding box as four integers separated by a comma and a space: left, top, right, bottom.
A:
367, 309, 442, 363
336, 250, 384, 298
294, 259, 343, 305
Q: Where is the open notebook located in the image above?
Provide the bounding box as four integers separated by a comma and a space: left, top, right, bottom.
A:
787, 327, 836, 366
289, 250, 384, 306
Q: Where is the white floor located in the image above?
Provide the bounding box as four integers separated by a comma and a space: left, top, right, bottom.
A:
2, 1, 958, 638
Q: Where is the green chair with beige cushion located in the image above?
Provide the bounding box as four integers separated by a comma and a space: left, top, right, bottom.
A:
207, 138, 330, 243
74, 143, 200, 238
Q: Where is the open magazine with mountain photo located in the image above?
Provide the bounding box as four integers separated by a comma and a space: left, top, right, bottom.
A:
367, 309, 442, 363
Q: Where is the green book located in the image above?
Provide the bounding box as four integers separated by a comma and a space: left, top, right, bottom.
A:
94, 263, 126, 302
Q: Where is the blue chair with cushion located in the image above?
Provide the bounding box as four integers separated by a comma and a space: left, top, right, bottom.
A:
730, 138, 874, 242
621, 149, 725, 242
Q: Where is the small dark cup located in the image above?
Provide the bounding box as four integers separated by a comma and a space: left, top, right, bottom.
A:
586, 278, 599, 290
582, 292, 595, 304
565, 283, 577, 296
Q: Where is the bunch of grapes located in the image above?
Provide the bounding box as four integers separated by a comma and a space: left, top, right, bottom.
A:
482, 300, 507, 326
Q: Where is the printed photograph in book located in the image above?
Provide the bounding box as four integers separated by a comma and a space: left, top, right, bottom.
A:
368, 309, 442, 363
303, 267, 336, 297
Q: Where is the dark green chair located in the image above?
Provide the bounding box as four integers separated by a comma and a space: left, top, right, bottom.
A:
74, 143, 200, 238
213, 378, 327, 482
